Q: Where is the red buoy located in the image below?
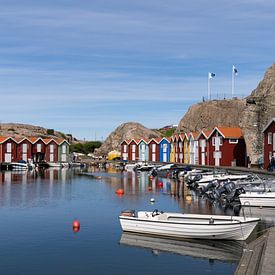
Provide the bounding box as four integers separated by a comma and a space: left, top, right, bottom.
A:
158, 181, 163, 187
149, 175, 154, 180
72, 220, 80, 232
148, 186, 152, 192
116, 189, 124, 195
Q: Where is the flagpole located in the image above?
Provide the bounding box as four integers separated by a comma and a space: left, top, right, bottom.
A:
208, 73, 210, 100
231, 65, 235, 97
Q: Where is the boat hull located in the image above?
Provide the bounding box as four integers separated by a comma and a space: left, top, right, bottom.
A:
239, 192, 275, 207
119, 212, 259, 241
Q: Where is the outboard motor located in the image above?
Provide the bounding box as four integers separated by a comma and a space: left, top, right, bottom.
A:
223, 181, 236, 193
150, 168, 158, 177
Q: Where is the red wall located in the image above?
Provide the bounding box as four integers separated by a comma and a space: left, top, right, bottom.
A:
45, 141, 58, 162
128, 141, 139, 161
208, 133, 246, 167
17, 140, 32, 161
264, 122, 275, 169
0, 139, 17, 162
148, 141, 160, 162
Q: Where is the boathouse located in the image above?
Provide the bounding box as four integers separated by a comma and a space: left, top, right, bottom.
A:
197, 130, 211, 166
44, 138, 59, 163
138, 139, 149, 161
183, 133, 190, 164
57, 139, 70, 162
159, 138, 171, 162
16, 137, 33, 162
208, 127, 246, 167
189, 132, 199, 165
0, 137, 18, 163
121, 140, 130, 161
263, 118, 275, 169
148, 138, 161, 162
170, 135, 176, 163
177, 134, 184, 163
128, 139, 139, 161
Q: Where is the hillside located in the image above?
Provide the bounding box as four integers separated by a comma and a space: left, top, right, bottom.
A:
96, 122, 161, 155
0, 123, 73, 141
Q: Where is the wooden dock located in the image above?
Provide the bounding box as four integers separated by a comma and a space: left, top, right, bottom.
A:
235, 227, 275, 274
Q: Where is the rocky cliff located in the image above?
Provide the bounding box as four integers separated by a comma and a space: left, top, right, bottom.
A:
96, 122, 161, 155
176, 63, 275, 164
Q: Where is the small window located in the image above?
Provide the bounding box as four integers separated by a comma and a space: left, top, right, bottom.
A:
229, 139, 238, 144
152, 144, 156, 152
124, 145, 127, 152
219, 137, 223, 145
268, 132, 272, 145
269, 151, 272, 160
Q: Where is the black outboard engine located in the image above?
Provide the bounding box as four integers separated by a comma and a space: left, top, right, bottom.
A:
150, 168, 158, 177
225, 187, 245, 205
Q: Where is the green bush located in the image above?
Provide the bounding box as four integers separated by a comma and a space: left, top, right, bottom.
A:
69, 141, 102, 154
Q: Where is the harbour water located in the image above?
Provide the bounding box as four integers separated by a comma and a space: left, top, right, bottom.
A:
0, 168, 272, 274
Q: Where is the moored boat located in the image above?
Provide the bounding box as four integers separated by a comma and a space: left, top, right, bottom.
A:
239, 192, 275, 207
119, 209, 259, 241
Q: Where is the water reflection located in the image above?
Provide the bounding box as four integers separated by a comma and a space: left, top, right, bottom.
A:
120, 232, 245, 263
0, 168, 75, 208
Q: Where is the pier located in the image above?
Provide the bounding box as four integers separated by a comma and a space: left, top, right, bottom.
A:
235, 227, 275, 274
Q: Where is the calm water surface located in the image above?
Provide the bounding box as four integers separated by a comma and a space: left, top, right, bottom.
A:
0, 168, 271, 274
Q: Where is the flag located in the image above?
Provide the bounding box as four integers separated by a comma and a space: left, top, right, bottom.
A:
233, 65, 238, 75
208, 72, 215, 79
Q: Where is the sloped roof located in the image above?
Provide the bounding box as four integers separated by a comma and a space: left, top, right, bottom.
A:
210, 127, 243, 139
262, 118, 275, 133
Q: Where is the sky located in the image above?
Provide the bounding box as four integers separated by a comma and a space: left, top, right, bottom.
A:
0, 0, 275, 141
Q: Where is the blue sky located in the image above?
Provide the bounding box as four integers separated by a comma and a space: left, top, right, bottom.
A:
0, 0, 274, 140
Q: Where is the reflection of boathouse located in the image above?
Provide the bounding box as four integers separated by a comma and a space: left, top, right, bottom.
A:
0, 136, 70, 164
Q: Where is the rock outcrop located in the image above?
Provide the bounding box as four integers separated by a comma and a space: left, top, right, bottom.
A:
241, 63, 275, 163
0, 123, 70, 140
176, 63, 275, 164
96, 122, 161, 155
176, 99, 246, 133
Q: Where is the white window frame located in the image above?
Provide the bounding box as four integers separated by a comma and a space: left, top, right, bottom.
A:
62, 145, 66, 154
219, 137, 223, 145
7, 143, 12, 153
229, 139, 238, 144
22, 143, 27, 153
37, 144, 42, 152
152, 144, 156, 153
268, 132, 272, 145
132, 144, 136, 152
50, 144, 54, 153
212, 137, 215, 146
123, 145, 127, 152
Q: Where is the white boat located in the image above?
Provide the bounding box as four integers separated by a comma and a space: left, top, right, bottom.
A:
239, 192, 275, 207
48, 162, 63, 168
119, 210, 259, 241
10, 162, 28, 170
196, 174, 250, 187
120, 232, 244, 262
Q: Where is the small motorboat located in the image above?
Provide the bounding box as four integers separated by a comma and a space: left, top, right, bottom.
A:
119, 209, 259, 241
239, 191, 275, 207
10, 161, 28, 170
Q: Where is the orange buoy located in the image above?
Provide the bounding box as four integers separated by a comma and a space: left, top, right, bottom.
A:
148, 186, 152, 192
72, 220, 80, 232
149, 175, 154, 180
116, 189, 124, 195
167, 173, 170, 177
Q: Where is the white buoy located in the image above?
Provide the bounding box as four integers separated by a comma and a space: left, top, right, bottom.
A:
150, 198, 155, 203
